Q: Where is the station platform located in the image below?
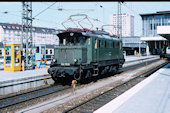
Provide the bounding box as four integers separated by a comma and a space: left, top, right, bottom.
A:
0, 55, 158, 82
0, 68, 48, 82
94, 63, 170, 113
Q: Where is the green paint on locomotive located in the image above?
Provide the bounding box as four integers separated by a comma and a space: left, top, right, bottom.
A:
53, 31, 124, 66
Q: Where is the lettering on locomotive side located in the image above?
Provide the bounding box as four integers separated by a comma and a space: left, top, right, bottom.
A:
61, 63, 70, 66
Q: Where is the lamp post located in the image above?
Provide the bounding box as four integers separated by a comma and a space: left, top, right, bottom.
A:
139, 41, 141, 57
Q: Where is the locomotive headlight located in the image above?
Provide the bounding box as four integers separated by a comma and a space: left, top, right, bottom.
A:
74, 59, 78, 63
70, 32, 74, 36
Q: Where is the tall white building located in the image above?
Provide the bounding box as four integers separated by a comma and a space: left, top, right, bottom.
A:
109, 13, 134, 37
0, 23, 59, 45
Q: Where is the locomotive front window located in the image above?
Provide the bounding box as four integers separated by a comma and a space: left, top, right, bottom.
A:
59, 36, 87, 46
112, 42, 115, 48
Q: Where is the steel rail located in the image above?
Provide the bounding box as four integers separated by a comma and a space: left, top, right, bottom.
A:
62, 61, 168, 113
0, 84, 70, 109
0, 76, 51, 88
0, 58, 163, 111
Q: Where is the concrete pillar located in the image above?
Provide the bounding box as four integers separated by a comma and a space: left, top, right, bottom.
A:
146, 42, 150, 56
139, 41, 141, 57
155, 41, 157, 49
159, 41, 161, 49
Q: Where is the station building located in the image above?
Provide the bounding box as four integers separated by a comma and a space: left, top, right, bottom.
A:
140, 11, 170, 55
122, 36, 147, 55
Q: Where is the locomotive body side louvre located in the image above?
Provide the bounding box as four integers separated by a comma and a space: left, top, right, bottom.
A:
55, 46, 87, 65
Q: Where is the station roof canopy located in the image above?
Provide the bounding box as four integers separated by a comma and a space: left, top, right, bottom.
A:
140, 10, 170, 16
157, 26, 170, 41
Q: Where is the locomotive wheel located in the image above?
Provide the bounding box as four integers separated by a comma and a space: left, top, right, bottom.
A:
85, 70, 92, 79
80, 69, 91, 84
51, 70, 58, 84
74, 73, 82, 81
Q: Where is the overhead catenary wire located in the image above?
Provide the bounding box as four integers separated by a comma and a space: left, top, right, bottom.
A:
1, 2, 110, 30
122, 2, 140, 17
1, 11, 59, 30
33, 2, 57, 18
2, 2, 140, 32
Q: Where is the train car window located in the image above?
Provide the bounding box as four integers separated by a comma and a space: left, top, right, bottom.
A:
112, 42, 115, 48
105, 40, 107, 48
118, 42, 120, 48
79, 37, 86, 45
46, 50, 48, 54
99, 40, 101, 48
95, 39, 97, 49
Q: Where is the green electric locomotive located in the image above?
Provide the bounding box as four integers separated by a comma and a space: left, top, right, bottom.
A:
48, 28, 125, 84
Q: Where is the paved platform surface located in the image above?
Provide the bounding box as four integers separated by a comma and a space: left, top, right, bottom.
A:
0, 55, 158, 82
0, 68, 48, 82
94, 63, 170, 113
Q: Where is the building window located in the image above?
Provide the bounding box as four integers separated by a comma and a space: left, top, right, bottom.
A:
50, 49, 52, 54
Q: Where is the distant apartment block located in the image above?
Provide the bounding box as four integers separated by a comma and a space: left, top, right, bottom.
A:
110, 13, 134, 37
0, 23, 59, 45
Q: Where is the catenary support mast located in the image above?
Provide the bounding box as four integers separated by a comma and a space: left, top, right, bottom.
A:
21, 2, 33, 70
117, 1, 122, 39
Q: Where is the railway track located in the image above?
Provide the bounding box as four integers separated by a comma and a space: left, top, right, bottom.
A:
62, 61, 168, 113
0, 58, 163, 112
0, 84, 70, 112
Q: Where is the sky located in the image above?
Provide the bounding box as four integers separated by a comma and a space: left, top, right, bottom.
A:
0, 1, 170, 36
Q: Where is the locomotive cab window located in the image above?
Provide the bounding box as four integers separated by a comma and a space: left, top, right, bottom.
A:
59, 38, 64, 45
99, 40, 101, 48
118, 42, 120, 49
112, 42, 115, 48
59, 35, 87, 46
105, 40, 107, 48
95, 39, 97, 49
